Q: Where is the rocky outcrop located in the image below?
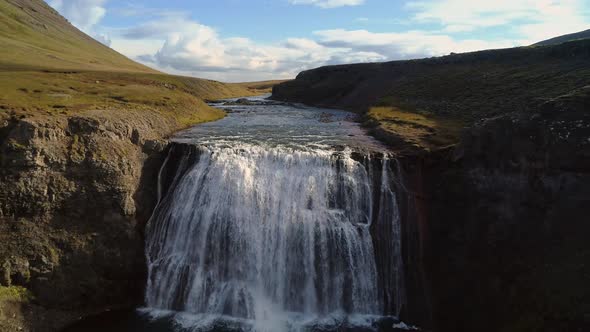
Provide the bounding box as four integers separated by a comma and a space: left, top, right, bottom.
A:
0, 109, 176, 331
423, 88, 590, 332
381, 87, 590, 331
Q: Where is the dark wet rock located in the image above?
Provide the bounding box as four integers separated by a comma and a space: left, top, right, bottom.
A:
421, 89, 590, 332
221, 98, 284, 107
224, 98, 255, 106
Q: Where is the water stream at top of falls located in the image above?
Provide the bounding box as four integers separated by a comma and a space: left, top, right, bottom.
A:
142, 95, 406, 332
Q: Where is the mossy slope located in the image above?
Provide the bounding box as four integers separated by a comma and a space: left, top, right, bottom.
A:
0, 0, 155, 73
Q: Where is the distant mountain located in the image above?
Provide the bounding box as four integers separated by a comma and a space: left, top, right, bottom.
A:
533, 29, 590, 46
0, 0, 156, 72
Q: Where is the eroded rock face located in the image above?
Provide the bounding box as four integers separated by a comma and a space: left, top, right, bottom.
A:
0, 109, 174, 331
426, 90, 590, 332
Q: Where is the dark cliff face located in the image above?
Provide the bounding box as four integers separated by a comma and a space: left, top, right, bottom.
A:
271, 41, 590, 332
425, 90, 590, 332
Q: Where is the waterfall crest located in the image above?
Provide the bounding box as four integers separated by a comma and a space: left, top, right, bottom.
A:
144, 143, 404, 331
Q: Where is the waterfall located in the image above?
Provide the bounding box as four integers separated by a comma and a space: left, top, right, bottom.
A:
144, 143, 404, 331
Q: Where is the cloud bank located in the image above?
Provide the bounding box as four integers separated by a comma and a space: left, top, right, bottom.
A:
49, 0, 589, 82
49, 0, 110, 45
407, 0, 589, 43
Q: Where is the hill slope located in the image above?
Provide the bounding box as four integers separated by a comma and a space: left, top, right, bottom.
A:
533, 28, 590, 46
273, 39, 590, 152
0, 0, 155, 72
0, 0, 284, 126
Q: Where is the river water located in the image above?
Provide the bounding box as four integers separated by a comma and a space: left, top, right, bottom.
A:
63, 95, 408, 332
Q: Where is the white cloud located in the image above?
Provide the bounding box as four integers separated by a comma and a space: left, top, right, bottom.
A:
49, 0, 107, 32
110, 38, 163, 59
112, 15, 519, 82
284, 38, 324, 50
49, 0, 112, 45
106, 13, 522, 81
110, 17, 386, 81
314, 29, 518, 59
48, 0, 589, 82
407, 0, 590, 43
288, 0, 365, 9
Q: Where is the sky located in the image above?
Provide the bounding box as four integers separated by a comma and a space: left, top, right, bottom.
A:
48, 0, 590, 82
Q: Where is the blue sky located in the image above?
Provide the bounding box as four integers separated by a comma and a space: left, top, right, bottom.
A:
49, 0, 590, 82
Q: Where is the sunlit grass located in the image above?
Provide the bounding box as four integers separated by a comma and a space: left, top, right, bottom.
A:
367, 106, 464, 150
0, 70, 285, 128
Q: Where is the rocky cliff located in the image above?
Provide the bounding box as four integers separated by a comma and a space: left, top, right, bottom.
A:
272, 42, 590, 332
0, 109, 175, 331
424, 88, 590, 332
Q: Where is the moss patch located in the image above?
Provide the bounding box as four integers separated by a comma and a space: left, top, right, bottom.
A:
0, 286, 33, 303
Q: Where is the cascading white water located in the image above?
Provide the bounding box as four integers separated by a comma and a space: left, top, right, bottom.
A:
143, 98, 405, 331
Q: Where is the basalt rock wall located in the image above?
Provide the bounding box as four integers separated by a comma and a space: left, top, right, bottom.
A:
424, 91, 590, 332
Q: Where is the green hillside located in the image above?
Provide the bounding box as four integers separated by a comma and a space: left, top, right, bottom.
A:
0, 0, 155, 72
0, 0, 283, 127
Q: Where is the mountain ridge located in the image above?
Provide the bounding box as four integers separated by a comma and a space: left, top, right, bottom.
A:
533, 28, 590, 46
